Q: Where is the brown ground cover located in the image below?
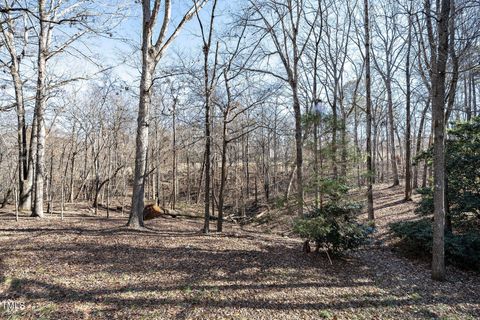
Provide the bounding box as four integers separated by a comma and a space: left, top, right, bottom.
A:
0, 185, 479, 319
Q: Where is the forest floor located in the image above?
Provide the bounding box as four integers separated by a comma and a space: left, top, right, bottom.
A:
0, 184, 479, 319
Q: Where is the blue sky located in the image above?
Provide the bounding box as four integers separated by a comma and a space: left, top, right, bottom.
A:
81, 0, 245, 85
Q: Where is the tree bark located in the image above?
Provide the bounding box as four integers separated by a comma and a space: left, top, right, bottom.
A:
128, 63, 153, 228
386, 81, 399, 186
404, 11, 413, 201
414, 99, 430, 189
428, 0, 451, 281
292, 83, 304, 215
32, 0, 48, 218
364, 0, 374, 221
128, 0, 207, 228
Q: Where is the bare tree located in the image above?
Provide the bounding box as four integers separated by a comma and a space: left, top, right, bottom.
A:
0, 5, 32, 210
247, 0, 320, 215
128, 0, 208, 228
194, 0, 218, 234
371, 0, 405, 186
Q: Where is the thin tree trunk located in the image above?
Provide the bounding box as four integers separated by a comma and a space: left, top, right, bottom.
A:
386, 81, 399, 186
340, 116, 348, 178
465, 75, 471, 120
331, 97, 338, 179
196, 151, 206, 204
414, 99, 430, 189
217, 121, 228, 232
203, 72, 212, 234
47, 151, 54, 214
27, 115, 37, 211
471, 74, 477, 117
172, 98, 177, 210
354, 104, 361, 187
405, 14, 412, 201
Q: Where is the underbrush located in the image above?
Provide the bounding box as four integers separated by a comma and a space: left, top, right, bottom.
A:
390, 218, 480, 271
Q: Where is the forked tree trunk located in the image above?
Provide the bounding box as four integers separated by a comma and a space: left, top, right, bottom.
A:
128, 0, 208, 228
2, 10, 31, 211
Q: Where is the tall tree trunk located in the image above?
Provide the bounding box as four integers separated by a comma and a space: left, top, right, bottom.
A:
364, 0, 374, 221
47, 151, 54, 214
273, 110, 279, 198
471, 74, 477, 117
465, 75, 471, 120
414, 99, 430, 189
313, 121, 320, 206
2, 11, 31, 211
127, 35, 154, 228
445, 0, 459, 125
28, 115, 37, 210
69, 124, 77, 203
404, 12, 413, 201
186, 152, 191, 204
331, 101, 338, 179
199, 1, 219, 234
171, 98, 177, 210
32, 0, 48, 218
386, 81, 399, 186
196, 150, 206, 204
203, 64, 212, 234
12, 62, 30, 210
217, 120, 228, 232
354, 104, 361, 187
292, 82, 304, 215
340, 116, 347, 178
372, 122, 378, 184
429, 0, 451, 281
106, 145, 112, 219
128, 0, 206, 228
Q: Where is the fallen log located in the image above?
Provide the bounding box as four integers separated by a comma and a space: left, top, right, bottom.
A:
143, 204, 218, 221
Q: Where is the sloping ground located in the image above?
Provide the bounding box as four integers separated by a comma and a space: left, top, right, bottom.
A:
0, 185, 479, 319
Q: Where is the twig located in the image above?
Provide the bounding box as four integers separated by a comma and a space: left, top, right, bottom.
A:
325, 249, 333, 265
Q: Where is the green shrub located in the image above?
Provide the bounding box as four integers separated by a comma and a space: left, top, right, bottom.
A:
390, 219, 432, 252
414, 187, 434, 216
390, 219, 480, 270
394, 118, 480, 271
293, 202, 373, 254
446, 232, 480, 270
414, 117, 480, 222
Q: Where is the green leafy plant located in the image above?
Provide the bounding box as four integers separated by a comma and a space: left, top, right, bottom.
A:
293, 201, 372, 254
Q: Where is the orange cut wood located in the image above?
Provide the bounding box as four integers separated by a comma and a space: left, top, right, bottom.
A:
143, 204, 166, 220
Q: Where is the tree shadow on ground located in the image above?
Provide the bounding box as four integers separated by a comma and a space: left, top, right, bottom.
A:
1, 215, 479, 319
374, 199, 408, 211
